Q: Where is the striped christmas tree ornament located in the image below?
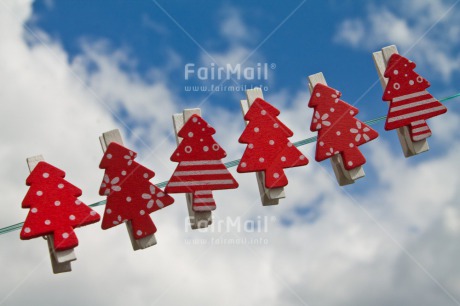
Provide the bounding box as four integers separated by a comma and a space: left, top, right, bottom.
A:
166, 114, 238, 212
383, 53, 447, 141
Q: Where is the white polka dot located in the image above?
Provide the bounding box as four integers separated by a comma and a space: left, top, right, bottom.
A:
36, 191, 43, 196
261, 110, 267, 115
121, 171, 127, 176
126, 197, 132, 202
185, 146, 192, 153
348, 161, 353, 166
330, 108, 334, 112
241, 162, 247, 168
269, 140, 275, 145
287, 142, 293, 147
200, 139, 203, 142
259, 157, 265, 163
350, 111, 355, 115
203, 146, 209, 152
44, 220, 51, 225
417, 76, 423, 83
188, 132, 194, 138
42, 173, 49, 178
248, 144, 254, 149
62, 233, 69, 239
143, 173, 149, 178
405, 74, 408, 77
254, 127, 260, 133
24, 227, 31, 233
55, 201, 61, 206
299, 155, 306, 160
75, 200, 81, 205
58, 184, 64, 189
140, 210, 145, 215
409, 80, 414, 85
274, 123, 279, 128
319, 141, 324, 146
192, 117, 198, 123
31, 208, 38, 213
90, 211, 97, 216
394, 69, 399, 75
336, 131, 341, 136
281, 156, 286, 162
315, 92, 321, 97
349, 143, 354, 148
393, 83, 400, 90
335, 99, 339, 103
136, 230, 142, 236
273, 173, 279, 179
106, 208, 112, 214
202, 128, 205, 131
212, 144, 219, 151
107, 154, 112, 159
69, 215, 76, 221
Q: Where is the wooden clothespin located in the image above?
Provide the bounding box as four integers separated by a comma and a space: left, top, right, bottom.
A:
21, 155, 100, 273
372, 45, 447, 157
240, 88, 285, 205
171, 109, 212, 229
168, 109, 238, 228
99, 130, 175, 250
307, 73, 378, 186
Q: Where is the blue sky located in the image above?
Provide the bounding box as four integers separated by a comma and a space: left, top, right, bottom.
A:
31, 0, 457, 113
1, 0, 460, 305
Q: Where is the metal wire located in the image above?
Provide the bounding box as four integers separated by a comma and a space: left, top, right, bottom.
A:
1, 93, 459, 236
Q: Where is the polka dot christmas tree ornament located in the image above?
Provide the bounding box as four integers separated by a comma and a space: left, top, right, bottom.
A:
99, 142, 175, 240
308, 83, 379, 170
237, 98, 309, 188
383, 53, 447, 141
166, 114, 239, 212
20, 161, 100, 252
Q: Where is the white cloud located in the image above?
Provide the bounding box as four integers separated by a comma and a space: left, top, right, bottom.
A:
334, 0, 460, 81
0, 1, 460, 306
219, 6, 256, 44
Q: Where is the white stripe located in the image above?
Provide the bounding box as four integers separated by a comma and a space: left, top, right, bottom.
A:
412, 133, 431, 141
390, 98, 436, 112
393, 91, 428, 102
180, 160, 222, 166
167, 180, 235, 187
193, 198, 215, 203
387, 106, 446, 123
193, 205, 216, 211
412, 126, 430, 133
411, 120, 425, 126
174, 170, 228, 176
195, 190, 212, 195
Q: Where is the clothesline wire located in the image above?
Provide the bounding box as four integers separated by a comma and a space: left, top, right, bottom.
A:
1, 92, 460, 236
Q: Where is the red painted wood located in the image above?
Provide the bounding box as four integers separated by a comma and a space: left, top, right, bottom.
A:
165, 114, 238, 212
383, 53, 447, 141
308, 83, 378, 170
20, 162, 100, 251
99, 142, 174, 239
237, 98, 309, 188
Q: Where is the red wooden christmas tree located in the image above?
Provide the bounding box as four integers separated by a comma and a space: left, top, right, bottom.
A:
20, 162, 100, 251
99, 142, 174, 239
308, 83, 379, 170
237, 98, 309, 188
165, 114, 238, 212
383, 53, 447, 141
